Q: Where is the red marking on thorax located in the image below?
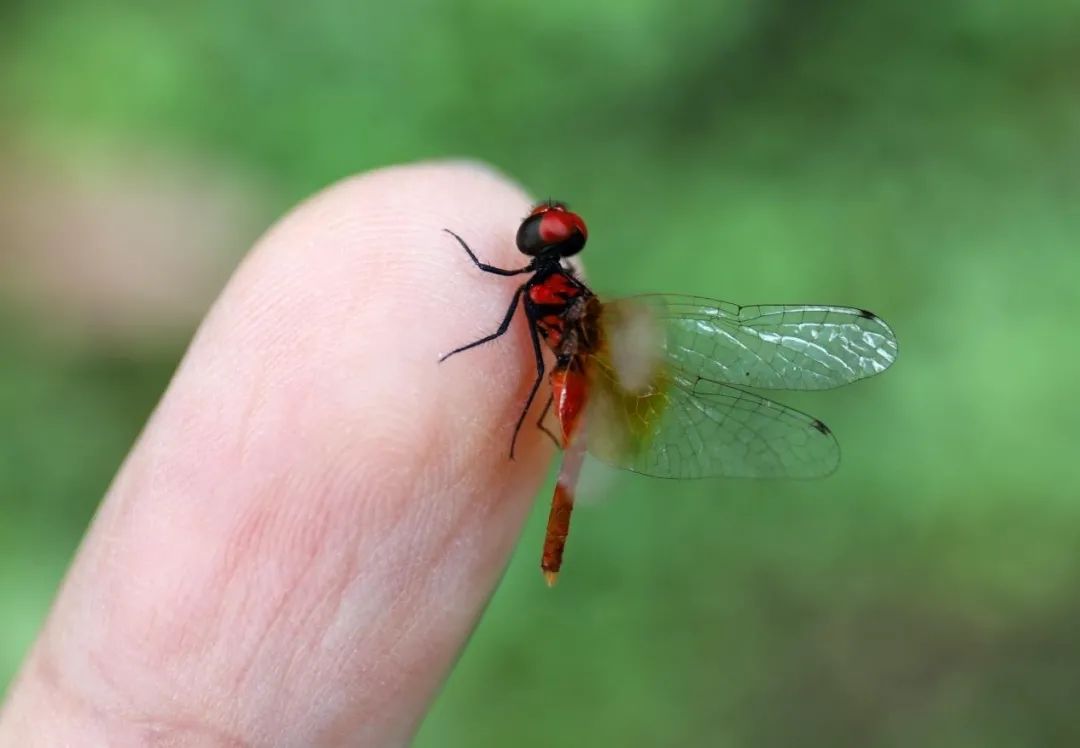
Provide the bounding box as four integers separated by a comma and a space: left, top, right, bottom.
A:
549, 364, 588, 446
528, 272, 582, 307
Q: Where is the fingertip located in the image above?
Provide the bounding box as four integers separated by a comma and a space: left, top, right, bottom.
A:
1, 161, 556, 745
202, 158, 551, 487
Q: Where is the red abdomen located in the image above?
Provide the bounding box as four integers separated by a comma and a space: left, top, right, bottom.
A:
549, 363, 587, 446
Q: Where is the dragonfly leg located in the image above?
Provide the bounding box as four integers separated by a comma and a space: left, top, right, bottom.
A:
535, 394, 561, 449
444, 229, 534, 276
439, 284, 525, 363
508, 308, 546, 460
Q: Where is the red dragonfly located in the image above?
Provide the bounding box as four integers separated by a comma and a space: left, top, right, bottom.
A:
441, 201, 897, 585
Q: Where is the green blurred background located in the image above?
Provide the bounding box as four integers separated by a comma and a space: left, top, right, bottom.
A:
3, 1, 1080, 745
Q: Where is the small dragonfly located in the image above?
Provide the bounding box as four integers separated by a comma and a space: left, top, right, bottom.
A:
440, 201, 897, 585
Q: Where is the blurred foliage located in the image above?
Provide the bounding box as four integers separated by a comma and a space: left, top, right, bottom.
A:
3, 0, 1080, 745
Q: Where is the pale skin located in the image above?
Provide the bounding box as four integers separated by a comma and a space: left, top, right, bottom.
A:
0, 162, 554, 746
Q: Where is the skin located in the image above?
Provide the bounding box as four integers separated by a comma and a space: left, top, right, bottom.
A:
0, 162, 553, 746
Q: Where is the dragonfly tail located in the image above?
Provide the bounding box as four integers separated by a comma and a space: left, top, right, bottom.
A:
541, 481, 574, 586
541, 363, 588, 586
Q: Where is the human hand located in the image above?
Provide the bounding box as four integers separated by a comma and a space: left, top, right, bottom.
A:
0, 162, 553, 746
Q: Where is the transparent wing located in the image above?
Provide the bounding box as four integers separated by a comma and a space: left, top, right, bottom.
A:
607, 294, 897, 390
578, 294, 875, 479
586, 361, 840, 479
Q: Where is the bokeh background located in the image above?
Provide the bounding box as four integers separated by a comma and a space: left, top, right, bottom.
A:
3, 1, 1080, 745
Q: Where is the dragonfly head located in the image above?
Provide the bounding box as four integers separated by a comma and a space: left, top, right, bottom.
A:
516, 200, 588, 259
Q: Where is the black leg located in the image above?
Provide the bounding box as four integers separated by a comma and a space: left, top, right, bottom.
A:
439, 284, 525, 363
444, 229, 534, 276
508, 308, 547, 459
536, 395, 560, 449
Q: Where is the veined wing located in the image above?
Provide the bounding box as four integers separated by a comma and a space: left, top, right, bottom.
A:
603, 294, 897, 390
579, 294, 853, 479
585, 360, 839, 480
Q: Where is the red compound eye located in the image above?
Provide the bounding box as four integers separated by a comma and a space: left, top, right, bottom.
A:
516, 201, 588, 257
539, 209, 587, 245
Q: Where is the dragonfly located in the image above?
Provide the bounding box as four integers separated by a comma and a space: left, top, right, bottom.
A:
440, 201, 897, 586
